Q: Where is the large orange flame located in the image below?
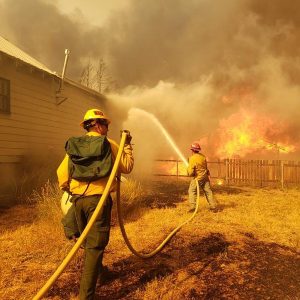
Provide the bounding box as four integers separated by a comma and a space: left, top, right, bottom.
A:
215, 108, 296, 158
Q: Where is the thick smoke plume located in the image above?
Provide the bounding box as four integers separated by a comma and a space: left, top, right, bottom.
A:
1, 0, 300, 166
0, 0, 106, 76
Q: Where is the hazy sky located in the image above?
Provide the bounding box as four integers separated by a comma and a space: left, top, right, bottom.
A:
1, 0, 300, 161
49, 0, 129, 26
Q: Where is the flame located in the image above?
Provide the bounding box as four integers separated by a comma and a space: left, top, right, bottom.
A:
154, 160, 187, 176
215, 108, 296, 158
216, 179, 224, 186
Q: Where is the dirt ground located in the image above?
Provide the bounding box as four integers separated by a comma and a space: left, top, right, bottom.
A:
1, 180, 300, 299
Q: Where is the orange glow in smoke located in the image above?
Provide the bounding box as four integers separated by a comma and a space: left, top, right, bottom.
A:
154, 160, 187, 176
215, 108, 296, 158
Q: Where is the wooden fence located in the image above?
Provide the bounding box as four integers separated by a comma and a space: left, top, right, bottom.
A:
154, 159, 300, 188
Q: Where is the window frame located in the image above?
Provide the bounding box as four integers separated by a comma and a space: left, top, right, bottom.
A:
0, 77, 10, 114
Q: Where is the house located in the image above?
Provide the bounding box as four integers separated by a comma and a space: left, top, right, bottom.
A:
0, 35, 108, 206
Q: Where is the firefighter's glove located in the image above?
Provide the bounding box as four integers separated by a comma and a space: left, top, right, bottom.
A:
122, 130, 132, 145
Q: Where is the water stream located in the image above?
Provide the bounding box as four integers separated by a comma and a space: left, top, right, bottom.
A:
128, 108, 188, 166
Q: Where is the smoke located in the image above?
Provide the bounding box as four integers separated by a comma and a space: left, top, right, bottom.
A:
104, 0, 300, 162
1, 0, 300, 163
0, 0, 106, 77
2, 0, 300, 87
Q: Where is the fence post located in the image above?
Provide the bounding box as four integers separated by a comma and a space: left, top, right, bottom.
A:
225, 159, 229, 185
260, 160, 263, 187
281, 161, 284, 189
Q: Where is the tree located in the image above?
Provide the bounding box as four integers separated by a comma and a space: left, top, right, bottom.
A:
79, 59, 93, 88
79, 58, 117, 94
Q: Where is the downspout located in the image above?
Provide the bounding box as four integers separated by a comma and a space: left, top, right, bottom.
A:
56, 49, 70, 105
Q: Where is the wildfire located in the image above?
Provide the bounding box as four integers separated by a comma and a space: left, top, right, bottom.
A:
263, 140, 296, 153
215, 108, 296, 158
154, 160, 187, 176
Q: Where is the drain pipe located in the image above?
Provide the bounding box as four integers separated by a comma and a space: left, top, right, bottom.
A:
56, 49, 70, 105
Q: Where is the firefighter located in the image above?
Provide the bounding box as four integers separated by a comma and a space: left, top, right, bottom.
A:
57, 108, 134, 300
187, 142, 217, 212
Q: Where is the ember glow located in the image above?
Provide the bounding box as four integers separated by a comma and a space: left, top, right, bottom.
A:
216, 179, 224, 186
154, 160, 187, 176
214, 108, 296, 159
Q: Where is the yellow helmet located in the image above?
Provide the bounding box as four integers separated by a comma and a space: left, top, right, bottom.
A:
80, 108, 111, 127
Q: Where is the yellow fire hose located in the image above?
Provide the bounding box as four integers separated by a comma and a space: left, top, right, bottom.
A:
116, 174, 200, 258
33, 131, 200, 299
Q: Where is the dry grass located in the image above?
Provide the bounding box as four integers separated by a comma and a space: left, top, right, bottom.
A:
0, 179, 300, 299
112, 179, 147, 222
9, 152, 60, 203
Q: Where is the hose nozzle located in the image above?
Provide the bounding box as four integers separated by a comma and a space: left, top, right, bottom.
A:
121, 130, 132, 144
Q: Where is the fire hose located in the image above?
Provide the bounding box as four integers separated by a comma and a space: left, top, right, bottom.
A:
33, 131, 200, 299
116, 173, 200, 258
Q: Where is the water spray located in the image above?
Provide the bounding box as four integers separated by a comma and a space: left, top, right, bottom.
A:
128, 108, 188, 166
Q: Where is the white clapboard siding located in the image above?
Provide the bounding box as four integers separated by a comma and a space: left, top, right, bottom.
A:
0, 61, 106, 163
0, 155, 22, 163
0, 133, 64, 143
0, 148, 25, 156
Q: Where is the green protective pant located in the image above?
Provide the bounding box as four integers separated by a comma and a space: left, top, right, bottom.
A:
72, 194, 112, 300
188, 178, 217, 210
61, 204, 80, 239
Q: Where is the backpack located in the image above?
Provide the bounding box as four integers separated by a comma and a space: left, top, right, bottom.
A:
65, 135, 113, 182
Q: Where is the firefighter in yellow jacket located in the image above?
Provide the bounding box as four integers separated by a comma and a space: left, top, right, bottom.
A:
187, 142, 217, 212
57, 108, 134, 300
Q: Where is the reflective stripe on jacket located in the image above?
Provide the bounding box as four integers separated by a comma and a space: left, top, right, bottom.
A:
187, 152, 209, 181
57, 132, 134, 195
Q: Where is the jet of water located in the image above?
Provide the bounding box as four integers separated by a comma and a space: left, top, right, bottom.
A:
128, 108, 188, 166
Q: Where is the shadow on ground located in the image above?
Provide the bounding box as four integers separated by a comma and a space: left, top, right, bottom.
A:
211, 184, 249, 195
49, 231, 300, 299
99, 233, 300, 299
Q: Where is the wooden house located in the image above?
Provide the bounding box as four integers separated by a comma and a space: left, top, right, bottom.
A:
0, 35, 108, 205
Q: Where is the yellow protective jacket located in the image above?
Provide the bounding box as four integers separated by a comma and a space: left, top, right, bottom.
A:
57, 132, 134, 196
187, 152, 209, 181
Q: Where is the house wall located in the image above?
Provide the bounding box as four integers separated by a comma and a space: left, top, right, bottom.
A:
0, 56, 108, 206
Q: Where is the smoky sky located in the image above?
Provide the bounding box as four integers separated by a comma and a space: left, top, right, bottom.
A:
1, 0, 300, 87
0, 0, 106, 77
1, 0, 300, 161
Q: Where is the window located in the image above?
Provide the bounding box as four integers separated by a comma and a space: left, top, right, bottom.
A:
0, 77, 10, 114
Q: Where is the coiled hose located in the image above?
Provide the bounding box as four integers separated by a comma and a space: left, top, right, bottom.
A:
33, 131, 200, 299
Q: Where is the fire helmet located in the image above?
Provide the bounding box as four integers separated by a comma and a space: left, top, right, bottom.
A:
80, 108, 111, 127
191, 142, 201, 152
